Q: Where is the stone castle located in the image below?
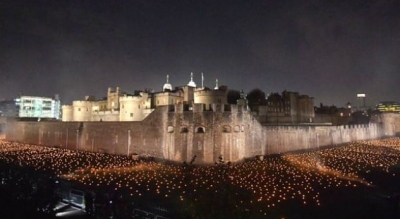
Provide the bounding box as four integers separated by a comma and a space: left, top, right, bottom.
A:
61, 73, 229, 122
4, 74, 400, 164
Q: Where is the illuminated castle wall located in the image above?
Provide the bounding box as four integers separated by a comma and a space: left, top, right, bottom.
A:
119, 93, 153, 122
5, 105, 396, 164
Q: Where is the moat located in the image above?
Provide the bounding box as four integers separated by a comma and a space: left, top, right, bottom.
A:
1, 138, 400, 219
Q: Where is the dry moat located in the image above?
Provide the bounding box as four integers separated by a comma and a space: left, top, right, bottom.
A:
0, 138, 400, 218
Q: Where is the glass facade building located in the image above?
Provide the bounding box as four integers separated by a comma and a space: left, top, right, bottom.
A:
15, 96, 61, 119
376, 101, 400, 113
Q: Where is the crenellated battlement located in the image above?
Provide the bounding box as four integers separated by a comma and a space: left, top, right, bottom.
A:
170, 103, 246, 113
72, 100, 93, 106
92, 110, 119, 115
119, 95, 143, 101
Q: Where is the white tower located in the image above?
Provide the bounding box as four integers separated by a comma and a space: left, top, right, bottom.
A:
163, 75, 173, 91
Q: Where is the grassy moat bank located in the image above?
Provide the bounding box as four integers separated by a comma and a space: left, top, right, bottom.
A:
0, 138, 400, 218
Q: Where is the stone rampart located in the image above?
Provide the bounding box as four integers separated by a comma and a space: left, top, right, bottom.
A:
4, 107, 398, 164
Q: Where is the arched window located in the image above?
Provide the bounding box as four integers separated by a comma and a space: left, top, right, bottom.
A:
180, 127, 188, 133
167, 126, 174, 133
196, 127, 205, 133
234, 125, 240, 132
222, 125, 231, 133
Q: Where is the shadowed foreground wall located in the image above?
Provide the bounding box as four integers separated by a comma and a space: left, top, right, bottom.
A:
5, 106, 399, 164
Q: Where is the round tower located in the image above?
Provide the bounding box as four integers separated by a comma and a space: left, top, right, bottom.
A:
61, 105, 73, 121
72, 101, 93, 121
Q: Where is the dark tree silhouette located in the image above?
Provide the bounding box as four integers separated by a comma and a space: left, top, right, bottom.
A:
227, 90, 241, 104
350, 111, 370, 124
247, 88, 266, 112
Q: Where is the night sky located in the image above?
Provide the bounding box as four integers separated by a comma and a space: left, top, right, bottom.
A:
1, 0, 399, 107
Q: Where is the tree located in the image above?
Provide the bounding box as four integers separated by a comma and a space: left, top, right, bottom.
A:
227, 90, 241, 104
247, 88, 266, 112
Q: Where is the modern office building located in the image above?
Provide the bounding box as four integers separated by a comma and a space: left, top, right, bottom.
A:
15, 95, 61, 120
376, 101, 400, 113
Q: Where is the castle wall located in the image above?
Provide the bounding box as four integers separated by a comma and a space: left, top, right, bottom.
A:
91, 111, 119, 121
380, 113, 400, 136
262, 123, 382, 154
107, 87, 122, 111
4, 108, 398, 164
72, 101, 92, 121
119, 96, 144, 121
153, 92, 184, 107
194, 89, 227, 111
61, 105, 73, 121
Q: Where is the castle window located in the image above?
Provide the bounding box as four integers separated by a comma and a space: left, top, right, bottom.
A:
196, 127, 205, 133
222, 125, 231, 133
122, 104, 124, 109
138, 104, 140, 109
234, 125, 240, 132
180, 127, 188, 133
167, 126, 174, 133
78, 108, 81, 111
241, 125, 245, 132
197, 141, 202, 150
130, 113, 133, 117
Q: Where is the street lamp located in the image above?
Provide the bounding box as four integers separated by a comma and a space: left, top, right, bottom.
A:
76, 129, 79, 150
127, 130, 131, 156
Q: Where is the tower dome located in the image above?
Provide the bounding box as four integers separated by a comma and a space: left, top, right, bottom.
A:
187, 72, 197, 87
163, 75, 173, 91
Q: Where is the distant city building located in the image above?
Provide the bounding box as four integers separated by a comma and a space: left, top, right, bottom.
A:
356, 93, 367, 110
0, 99, 18, 117
16, 95, 61, 120
257, 90, 314, 124
313, 103, 352, 125
376, 101, 400, 113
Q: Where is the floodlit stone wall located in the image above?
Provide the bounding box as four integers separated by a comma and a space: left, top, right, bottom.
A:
4, 107, 398, 164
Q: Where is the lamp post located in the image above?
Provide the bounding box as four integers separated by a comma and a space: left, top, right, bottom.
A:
127, 130, 131, 156
39, 128, 41, 145
91, 137, 94, 152
66, 129, 68, 149
76, 129, 79, 150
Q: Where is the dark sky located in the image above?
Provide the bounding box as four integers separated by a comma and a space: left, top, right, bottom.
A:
1, 0, 399, 107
